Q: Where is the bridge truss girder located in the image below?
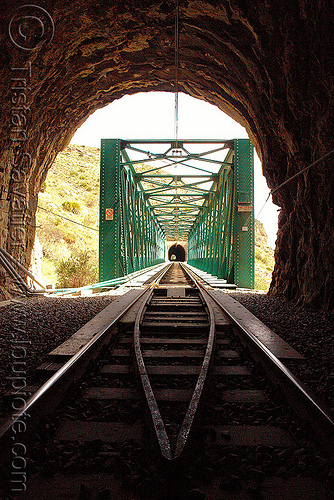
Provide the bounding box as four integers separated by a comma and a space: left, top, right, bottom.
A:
99, 139, 165, 280
188, 139, 254, 288
99, 138, 254, 288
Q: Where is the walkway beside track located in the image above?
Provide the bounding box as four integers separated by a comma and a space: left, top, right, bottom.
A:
184, 263, 237, 288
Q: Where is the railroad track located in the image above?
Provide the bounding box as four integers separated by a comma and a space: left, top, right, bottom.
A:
0, 263, 333, 499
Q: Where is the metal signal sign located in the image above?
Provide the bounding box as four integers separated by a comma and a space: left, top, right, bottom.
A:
105, 208, 114, 220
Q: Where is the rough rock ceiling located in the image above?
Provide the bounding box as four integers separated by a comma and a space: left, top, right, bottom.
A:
0, 0, 333, 308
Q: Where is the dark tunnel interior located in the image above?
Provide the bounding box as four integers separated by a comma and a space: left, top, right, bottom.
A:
168, 244, 186, 262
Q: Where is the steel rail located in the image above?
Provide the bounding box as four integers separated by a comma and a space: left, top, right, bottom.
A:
174, 266, 216, 458
0, 263, 172, 458
134, 262, 216, 459
133, 264, 174, 459
182, 263, 334, 459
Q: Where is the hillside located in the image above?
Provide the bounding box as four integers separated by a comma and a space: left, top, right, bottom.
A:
254, 220, 275, 291
36, 144, 100, 288
35, 145, 275, 291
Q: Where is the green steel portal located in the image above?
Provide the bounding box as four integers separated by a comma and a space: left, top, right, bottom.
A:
99, 139, 254, 288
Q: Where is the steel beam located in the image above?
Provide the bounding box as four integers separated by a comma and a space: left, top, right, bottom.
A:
99, 139, 254, 288
233, 139, 254, 288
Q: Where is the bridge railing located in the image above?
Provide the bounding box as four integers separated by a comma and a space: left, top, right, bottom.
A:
99, 139, 165, 281
188, 139, 254, 288
99, 138, 254, 288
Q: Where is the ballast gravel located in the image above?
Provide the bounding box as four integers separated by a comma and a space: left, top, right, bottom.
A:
0, 295, 115, 416
229, 291, 334, 411
0, 290, 333, 499
0, 291, 333, 417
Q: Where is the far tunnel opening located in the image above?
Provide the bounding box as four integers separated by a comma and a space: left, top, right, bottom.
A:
168, 244, 186, 262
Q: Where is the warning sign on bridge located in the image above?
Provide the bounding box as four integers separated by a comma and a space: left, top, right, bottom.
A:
237, 205, 252, 213
105, 208, 114, 220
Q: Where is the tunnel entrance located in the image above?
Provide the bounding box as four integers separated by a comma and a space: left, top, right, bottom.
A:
1, 1, 332, 308
168, 244, 186, 262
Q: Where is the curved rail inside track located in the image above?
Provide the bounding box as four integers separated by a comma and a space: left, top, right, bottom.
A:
1, 261, 333, 465
133, 262, 216, 459
0, 264, 173, 458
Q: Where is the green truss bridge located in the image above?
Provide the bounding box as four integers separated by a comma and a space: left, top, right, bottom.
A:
99, 138, 254, 288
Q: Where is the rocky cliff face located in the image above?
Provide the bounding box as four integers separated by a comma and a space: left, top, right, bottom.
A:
0, 1, 333, 307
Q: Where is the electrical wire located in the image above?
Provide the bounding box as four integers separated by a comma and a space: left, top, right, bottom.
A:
174, 0, 180, 146
270, 148, 334, 196
255, 148, 334, 220
37, 205, 98, 231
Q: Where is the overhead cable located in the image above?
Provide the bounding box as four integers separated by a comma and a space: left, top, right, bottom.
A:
174, 0, 180, 145
270, 148, 334, 196
255, 148, 334, 220
37, 205, 98, 231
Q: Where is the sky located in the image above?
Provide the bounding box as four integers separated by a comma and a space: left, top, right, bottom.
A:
71, 92, 279, 248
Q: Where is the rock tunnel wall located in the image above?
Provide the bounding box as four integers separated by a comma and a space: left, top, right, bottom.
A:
0, 1, 333, 308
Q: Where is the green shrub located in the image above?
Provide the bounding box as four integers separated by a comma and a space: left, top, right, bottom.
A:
63, 234, 76, 244
255, 249, 262, 260
62, 201, 80, 214
260, 254, 269, 266
86, 197, 96, 207
56, 250, 98, 288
